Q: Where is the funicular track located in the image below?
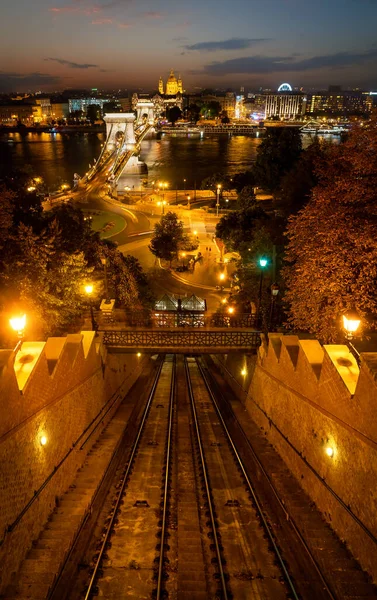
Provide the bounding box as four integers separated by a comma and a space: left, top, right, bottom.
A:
183, 355, 339, 600
42, 352, 372, 600
47, 354, 176, 600
82, 354, 176, 600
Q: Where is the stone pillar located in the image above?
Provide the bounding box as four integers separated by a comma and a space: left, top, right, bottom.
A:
103, 113, 137, 152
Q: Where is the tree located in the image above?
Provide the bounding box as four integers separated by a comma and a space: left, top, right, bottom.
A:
86, 104, 100, 124
46, 203, 98, 255
283, 120, 377, 342
200, 173, 232, 191
253, 127, 302, 193
187, 103, 201, 122
237, 186, 257, 210
168, 106, 182, 124
0, 186, 14, 250
6, 222, 92, 336
278, 138, 326, 216
149, 212, 184, 264
200, 101, 220, 119
232, 170, 255, 193
220, 110, 230, 124
215, 203, 268, 252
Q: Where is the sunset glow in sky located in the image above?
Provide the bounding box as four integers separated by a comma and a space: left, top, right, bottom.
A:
1, 0, 377, 92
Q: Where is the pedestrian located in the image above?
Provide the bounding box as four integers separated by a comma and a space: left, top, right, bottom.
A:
209, 247, 212, 252
206, 246, 208, 251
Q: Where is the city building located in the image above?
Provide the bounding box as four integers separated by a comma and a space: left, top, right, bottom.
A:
220, 92, 236, 119
308, 91, 373, 115
265, 92, 307, 120
158, 70, 183, 96
68, 97, 109, 114
51, 102, 69, 121
0, 102, 34, 126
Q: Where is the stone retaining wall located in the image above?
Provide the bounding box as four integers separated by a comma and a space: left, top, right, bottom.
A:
0, 332, 146, 593
248, 334, 377, 581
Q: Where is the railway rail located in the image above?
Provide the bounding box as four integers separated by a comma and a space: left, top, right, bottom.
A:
39, 353, 376, 600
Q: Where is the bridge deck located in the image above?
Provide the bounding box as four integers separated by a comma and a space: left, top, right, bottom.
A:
101, 328, 261, 353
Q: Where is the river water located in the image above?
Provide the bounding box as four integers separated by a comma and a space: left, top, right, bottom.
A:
0, 129, 333, 191
0, 130, 262, 190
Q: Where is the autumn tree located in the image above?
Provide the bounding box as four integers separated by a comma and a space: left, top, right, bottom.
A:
149, 212, 184, 264
253, 127, 302, 193
283, 120, 377, 342
278, 137, 326, 216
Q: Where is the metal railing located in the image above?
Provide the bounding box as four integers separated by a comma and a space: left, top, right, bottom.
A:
102, 329, 261, 349
97, 310, 260, 330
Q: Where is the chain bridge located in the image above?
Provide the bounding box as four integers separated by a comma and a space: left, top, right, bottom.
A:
80, 100, 156, 190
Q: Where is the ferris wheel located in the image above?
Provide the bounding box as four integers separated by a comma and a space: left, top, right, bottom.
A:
278, 83, 293, 92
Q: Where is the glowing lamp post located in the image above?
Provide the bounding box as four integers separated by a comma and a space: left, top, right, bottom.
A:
187, 195, 191, 209
84, 284, 97, 332
257, 258, 268, 323
101, 257, 110, 304
269, 282, 280, 331
343, 309, 361, 340
216, 184, 222, 217
9, 314, 26, 352
342, 308, 361, 365
158, 182, 168, 212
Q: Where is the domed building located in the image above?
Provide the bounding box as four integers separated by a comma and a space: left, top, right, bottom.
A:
158, 70, 183, 96
155, 70, 184, 117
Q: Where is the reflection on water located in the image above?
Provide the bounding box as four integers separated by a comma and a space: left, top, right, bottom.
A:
0, 130, 261, 188
0, 130, 338, 189
0, 131, 105, 187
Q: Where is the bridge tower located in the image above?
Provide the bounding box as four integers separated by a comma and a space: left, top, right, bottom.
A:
136, 100, 155, 125
103, 113, 137, 152
103, 112, 147, 191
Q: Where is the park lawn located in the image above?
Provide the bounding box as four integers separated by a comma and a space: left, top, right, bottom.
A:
82, 209, 126, 239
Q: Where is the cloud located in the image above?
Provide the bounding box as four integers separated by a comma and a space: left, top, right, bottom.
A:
92, 17, 113, 23
117, 21, 131, 28
49, 0, 130, 15
172, 36, 188, 42
197, 48, 377, 76
0, 72, 61, 92
49, 4, 101, 15
45, 57, 98, 69
184, 38, 269, 52
142, 11, 164, 18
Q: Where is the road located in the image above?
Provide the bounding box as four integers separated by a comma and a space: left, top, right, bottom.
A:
73, 181, 230, 312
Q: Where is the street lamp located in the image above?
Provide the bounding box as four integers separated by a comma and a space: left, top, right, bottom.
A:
343, 308, 361, 340
257, 257, 268, 323
269, 283, 280, 331
216, 184, 222, 217
181, 251, 187, 266
157, 200, 167, 214
187, 194, 191, 209
342, 307, 361, 365
9, 314, 26, 352
101, 257, 111, 304
183, 178, 186, 191
84, 284, 97, 332
159, 181, 168, 209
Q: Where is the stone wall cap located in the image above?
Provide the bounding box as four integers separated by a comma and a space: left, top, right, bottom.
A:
14, 342, 45, 392
323, 344, 359, 395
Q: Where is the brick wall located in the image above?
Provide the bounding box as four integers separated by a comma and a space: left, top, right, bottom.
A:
0, 332, 146, 593
247, 334, 377, 581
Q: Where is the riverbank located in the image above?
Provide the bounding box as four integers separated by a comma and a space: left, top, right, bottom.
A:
0, 124, 106, 134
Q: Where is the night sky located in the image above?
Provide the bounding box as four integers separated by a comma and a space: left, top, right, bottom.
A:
1, 0, 377, 92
